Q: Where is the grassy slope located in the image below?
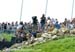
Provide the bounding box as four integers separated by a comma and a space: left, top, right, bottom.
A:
10, 36, 75, 52
0, 33, 14, 42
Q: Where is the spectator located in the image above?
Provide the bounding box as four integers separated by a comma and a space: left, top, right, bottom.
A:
4, 23, 7, 33
32, 16, 38, 32
54, 21, 61, 29
7, 23, 12, 33
72, 18, 75, 28
40, 14, 46, 32
11, 22, 15, 33
68, 22, 74, 30
46, 17, 51, 31
63, 18, 69, 28
51, 18, 56, 24
14, 21, 18, 29
47, 17, 51, 27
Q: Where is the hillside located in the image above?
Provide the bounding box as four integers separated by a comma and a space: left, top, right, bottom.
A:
9, 36, 75, 52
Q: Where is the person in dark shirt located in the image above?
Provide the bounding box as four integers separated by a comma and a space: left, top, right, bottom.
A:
4, 23, 7, 33
32, 16, 38, 32
32, 16, 38, 25
40, 14, 46, 32
54, 21, 61, 29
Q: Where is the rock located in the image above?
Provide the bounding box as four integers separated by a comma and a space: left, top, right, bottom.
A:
3, 48, 10, 52
43, 39, 46, 42
36, 33, 42, 38
34, 37, 44, 43
52, 35, 58, 40
10, 43, 21, 49
21, 41, 26, 45
60, 28, 68, 33
41, 33, 48, 38
41, 33, 52, 39
47, 34, 52, 39
25, 42, 29, 45
51, 28, 58, 35
37, 37, 44, 43
70, 29, 75, 34
32, 42, 39, 46
17, 46, 21, 49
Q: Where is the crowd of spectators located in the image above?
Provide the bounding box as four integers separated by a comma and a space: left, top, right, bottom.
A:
0, 14, 75, 50
0, 14, 75, 34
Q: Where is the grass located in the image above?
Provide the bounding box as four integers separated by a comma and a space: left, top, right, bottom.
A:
0, 33, 14, 42
10, 36, 75, 52
0, 33, 75, 52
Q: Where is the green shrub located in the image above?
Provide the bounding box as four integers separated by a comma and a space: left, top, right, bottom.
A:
0, 33, 14, 42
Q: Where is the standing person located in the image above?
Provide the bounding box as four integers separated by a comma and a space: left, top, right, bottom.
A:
63, 18, 69, 28
32, 16, 38, 32
0, 23, 2, 33
37, 22, 42, 33
7, 23, 12, 33
4, 22, 7, 33
14, 21, 18, 30
46, 17, 51, 31
27, 22, 32, 33
1, 22, 4, 33
51, 18, 56, 24
11, 22, 15, 33
16, 22, 27, 43
72, 18, 75, 28
40, 14, 46, 32
31, 16, 38, 38
16, 21, 24, 35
